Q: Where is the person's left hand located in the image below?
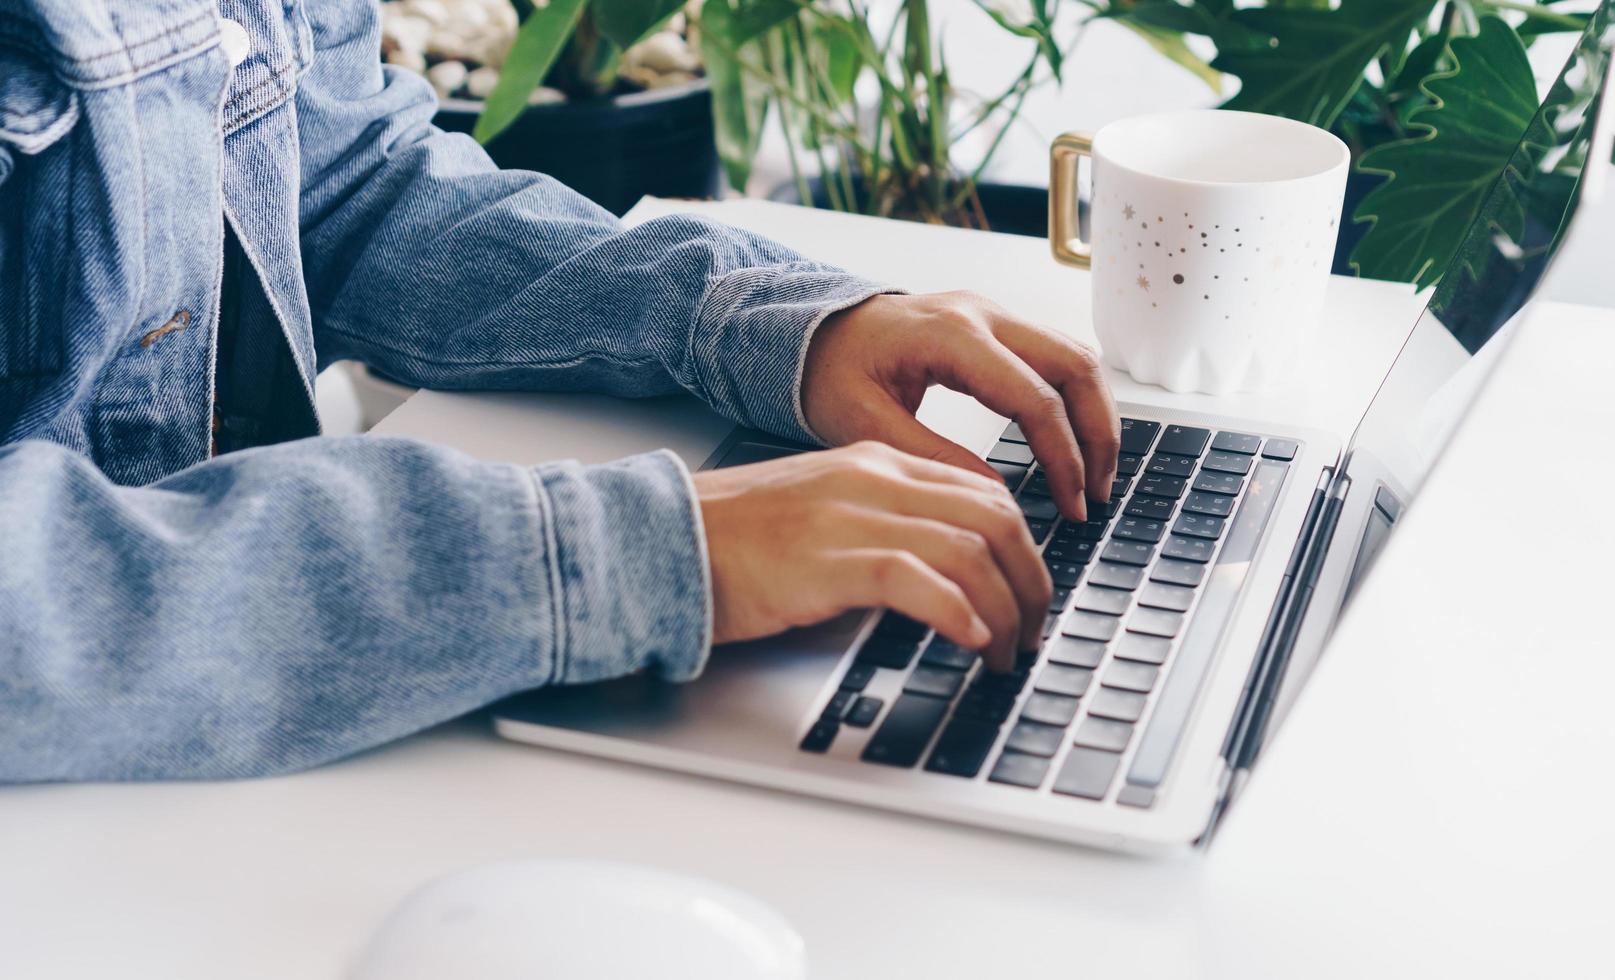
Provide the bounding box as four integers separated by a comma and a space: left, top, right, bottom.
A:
802, 291, 1121, 522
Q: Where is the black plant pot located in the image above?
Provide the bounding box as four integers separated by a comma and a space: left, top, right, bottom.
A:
435, 79, 722, 217
769, 178, 1080, 239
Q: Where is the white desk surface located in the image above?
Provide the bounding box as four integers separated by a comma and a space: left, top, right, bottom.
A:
4, 200, 1610, 979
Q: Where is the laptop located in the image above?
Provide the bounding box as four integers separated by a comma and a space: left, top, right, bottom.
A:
494, 9, 1615, 851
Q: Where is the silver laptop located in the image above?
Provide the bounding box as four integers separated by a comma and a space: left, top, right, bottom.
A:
495, 13, 1615, 852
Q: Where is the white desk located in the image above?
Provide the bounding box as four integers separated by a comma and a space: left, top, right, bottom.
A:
3, 201, 1609, 979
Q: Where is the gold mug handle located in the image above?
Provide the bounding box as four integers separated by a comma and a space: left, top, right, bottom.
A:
1049, 131, 1093, 269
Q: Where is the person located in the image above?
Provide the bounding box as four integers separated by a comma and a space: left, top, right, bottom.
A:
0, 0, 1118, 783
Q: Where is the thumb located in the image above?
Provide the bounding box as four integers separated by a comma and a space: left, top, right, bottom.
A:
861, 396, 1005, 485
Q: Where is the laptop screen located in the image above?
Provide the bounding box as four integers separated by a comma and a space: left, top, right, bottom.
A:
1339, 2, 1614, 521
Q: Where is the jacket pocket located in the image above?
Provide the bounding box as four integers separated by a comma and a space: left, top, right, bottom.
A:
0, 44, 79, 185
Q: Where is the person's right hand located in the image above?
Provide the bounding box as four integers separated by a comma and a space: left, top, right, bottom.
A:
693, 441, 1052, 671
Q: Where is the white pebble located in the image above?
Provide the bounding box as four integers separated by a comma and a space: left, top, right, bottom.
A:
381, 12, 431, 56
625, 31, 700, 74
645, 69, 697, 89
385, 47, 427, 73
528, 85, 567, 105
465, 65, 501, 98
399, 0, 450, 27
427, 59, 468, 96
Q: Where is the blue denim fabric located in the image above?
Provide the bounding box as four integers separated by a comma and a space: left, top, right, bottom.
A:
0, 0, 888, 781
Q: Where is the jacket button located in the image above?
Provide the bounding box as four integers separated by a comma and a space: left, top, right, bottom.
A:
218, 18, 249, 68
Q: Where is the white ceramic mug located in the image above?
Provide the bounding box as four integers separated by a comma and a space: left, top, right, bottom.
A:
1049, 109, 1349, 394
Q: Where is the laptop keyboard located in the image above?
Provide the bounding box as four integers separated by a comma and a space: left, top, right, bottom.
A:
800, 418, 1299, 808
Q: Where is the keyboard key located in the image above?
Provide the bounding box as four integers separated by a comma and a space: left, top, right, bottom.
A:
1088, 562, 1145, 591
861, 694, 950, 767
1117, 784, 1157, 808
1101, 539, 1155, 567
840, 663, 876, 691
874, 611, 928, 642
845, 696, 883, 728
953, 689, 1018, 724
1046, 636, 1105, 669
1061, 519, 1110, 542
1004, 720, 1065, 757
1074, 585, 1131, 616
920, 638, 979, 671
1016, 648, 1041, 673
1156, 425, 1211, 458
1116, 453, 1143, 477
856, 636, 920, 670
1123, 496, 1175, 521
1049, 586, 1073, 613
824, 689, 856, 719
1137, 581, 1195, 613
1119, 418, 1161, 456
988, 441, 1035, 467
1074, 717, 1135, 752
1025, 518, 1053, 543
991, 461, 1030, 490
1002, 421, 1028, 444
1182, 491, 1235, 518
1262, 438, 1299, 461
1128, 607, 1184, 639
1104, 661, 1160, 693
1172, 513, 1225, 540
1020, 691, 1081, 727
1111, 477, 1132, 500
1041, 613, 1061, 640
1045, 561, 1085, 588
1111, 517, 1165, 544
1151, 559, 1207, 588
1061, 611, 1120, 642
1202, 451, 1253, 475
1145, 453, 1197, 478
1192, 471, 1245, 496
1089, 687, 1148, 722
1052, 747, 1122, 800
1020, 494, 1059, 522
924, 719, 1002, 777
1162, 535, 1215, 564
1034, 663, 1094, 698
1136, 474, 1187, 499
800, 718, 839, 752
989, 751, 1052, 789
1089, 496, 1122, 520
972, 669, 1029, 697
1211, 431, 1262, 455
904, 665, 967, 700
1113, 632, 1172, 665
1043, 539, 1095, 566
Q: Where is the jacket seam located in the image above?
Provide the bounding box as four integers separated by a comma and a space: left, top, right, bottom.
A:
528, 469, 569, 686
0, 10, 219, 90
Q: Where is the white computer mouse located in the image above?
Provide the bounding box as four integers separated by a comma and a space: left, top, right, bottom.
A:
349, 858, 807, 980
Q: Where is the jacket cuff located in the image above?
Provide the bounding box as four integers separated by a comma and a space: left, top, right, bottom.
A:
692, 262, 903, 445
530, 449, 713, 685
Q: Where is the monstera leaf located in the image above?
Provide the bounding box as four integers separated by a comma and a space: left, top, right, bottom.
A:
1212, 0, 1437, 127
1349, 18, 1541, 287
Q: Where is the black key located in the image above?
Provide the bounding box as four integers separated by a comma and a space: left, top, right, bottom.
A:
1020, 691, 1081, 727
1119, 418, 1161, 456
1061, 611, 1120, 642
1192, 471, 1245, 496
1061, 518, 1109, 542
1048, 586, 1073, 613
1019, 494, 1059, 522
1023, 469, 1051, 496
920, 638, 979, 671
840, 663, 877, 691
953, 690, 1018, 724
823, 689, 856, 719
1172, 513, 1225, 540
1162, 535, 1215, 564
1041, 613, 1061, 640
1202, 451, 1253, 475
845, 696, 883, 728
905, 665, 967, 700
1128, 607, 1184, 639
924, 719, 1002, 777
1046, 636, 1105, 669
1002, 421, 1028, 444
1074, 716, 1134, 753
991, 461, 1030, 490
874, 611, 928, 642
1088, 562, 1145, 591
1137, 581, 1195, 613
1182, 491, 1235, 518
1110, 519, 1162, 546
1016, 648, 1041, 673
1123, 495, 1175, 521
1045, 561, 1085, 588
1110, 477, 1132, 500
1034, 663, 1094, 698
1113, 632, 1171, 665
1074, 585, 1131, 616
1025, 518, 1053, 544
861, 693, 950, 767
1101, 539, 1155, 567
1151, 558, 1207, 588
1115, 453, 1143, 477
800, 719, 839, 752
856, 636, 921, 670
1052, 747, 1122, 800
1043, 539, 1095, 566
989, 751, 1052, 789
1144, 453, 1197, 479
1156, 425, 1211, 458
1104, 660, 1160, 693
1262, 438, 1299, 461
987, 441, 1035, 467
1136, 474, 1187, 499
1088, 496, 1122, 520
1089, 687, 1148, 722
1211, 431, 1262, 455
1004, 720, 1065, 757
972, 669, 1029, 696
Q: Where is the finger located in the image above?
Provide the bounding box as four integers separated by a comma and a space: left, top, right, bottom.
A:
841, 436, 1017, 499
834, 548, 992, 652
835, 387, 1006, 486
985, 316, 1122, 501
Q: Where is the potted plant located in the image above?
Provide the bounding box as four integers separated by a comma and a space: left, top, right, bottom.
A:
380, 0, 720, 215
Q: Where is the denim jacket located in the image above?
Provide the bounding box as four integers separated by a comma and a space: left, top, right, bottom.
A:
0, 0, 885, 781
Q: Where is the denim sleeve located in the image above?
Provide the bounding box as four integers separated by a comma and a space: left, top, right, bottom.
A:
0, 437, 710, 782
295, 0, 894, 445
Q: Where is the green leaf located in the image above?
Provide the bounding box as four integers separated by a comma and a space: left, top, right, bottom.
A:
814, 17, 862, 105
1386, 30, 1447, 96
1213, 0, 1438, 128
699, 0, 771, 191
474, 0, 591, 143
1118, 20, 1223, 91
591, 0, 685, 49
731, 0, 802, 40
1349, 18, 1541, 286
1102, 0, 1270, 50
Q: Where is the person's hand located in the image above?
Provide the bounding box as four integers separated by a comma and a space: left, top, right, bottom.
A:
802, 291, 1121, 521
694, 442, 1052, 669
